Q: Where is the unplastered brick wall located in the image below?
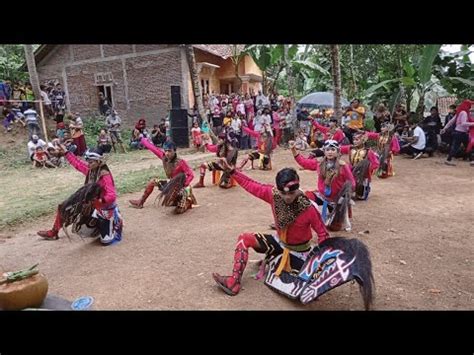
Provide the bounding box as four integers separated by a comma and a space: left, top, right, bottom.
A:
71, 45, 102, 62
36, 45, 187, 127
125, 50, 184, 125
65, 59, 125, 119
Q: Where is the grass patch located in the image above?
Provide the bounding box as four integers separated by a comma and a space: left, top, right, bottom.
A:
0, 165, 166, 230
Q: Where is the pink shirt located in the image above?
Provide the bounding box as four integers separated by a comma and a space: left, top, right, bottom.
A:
272, 112, 280, 130
444, 111, 474, 133
366, 132, 401, 154
65, 152, 116, 208
294, 154, 355, 201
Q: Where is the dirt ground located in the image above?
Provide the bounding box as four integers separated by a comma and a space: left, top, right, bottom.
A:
0, 148, 473, 310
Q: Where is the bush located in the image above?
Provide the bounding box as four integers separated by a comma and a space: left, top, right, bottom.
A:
83, 115, 132, 148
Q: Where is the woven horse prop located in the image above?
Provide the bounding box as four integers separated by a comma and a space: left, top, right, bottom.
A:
59, 182, 102, 239
264, 237, 375, 310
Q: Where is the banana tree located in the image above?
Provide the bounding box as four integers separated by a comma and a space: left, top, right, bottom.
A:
362, 44, 442, 118
433, 45, 474, 99
245, 45, 274, 94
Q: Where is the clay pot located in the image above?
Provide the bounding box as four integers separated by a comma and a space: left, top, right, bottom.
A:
0, 274, 48, 310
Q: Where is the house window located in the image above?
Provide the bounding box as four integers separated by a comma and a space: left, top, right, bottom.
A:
201, 79, 210, 94
94, 72, 113, 85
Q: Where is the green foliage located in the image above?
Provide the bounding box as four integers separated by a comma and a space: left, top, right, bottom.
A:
82, 115, 132, 148
364, 118, 375, 131
0, 45, 29, 81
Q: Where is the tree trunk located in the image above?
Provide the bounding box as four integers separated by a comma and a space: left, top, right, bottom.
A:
349, 44, 357, 97
23, 45, 41, 110
262, 72, 267, 95
406, 88, 413, 113
415, 89, 425, 120
24, 44, 48, 141
234, 63, 242, 94
268, 63, 285, 94
284, 45, 296, 101
330, 44, 343, 121
184, 45, 216, 141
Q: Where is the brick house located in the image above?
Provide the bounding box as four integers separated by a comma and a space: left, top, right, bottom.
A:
34, 44, 263, 127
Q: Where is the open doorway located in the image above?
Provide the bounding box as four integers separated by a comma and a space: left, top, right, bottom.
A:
97, 85, 113, 108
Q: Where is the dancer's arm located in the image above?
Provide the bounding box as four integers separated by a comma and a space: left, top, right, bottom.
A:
242, 126, 260, 138
179, 160, 195, 187
312, 121, 329, 134
231, 170, 273, 204
340, 145, 351, 155
141, 137, 164, 160
290, 143, 319, 171
65, 151, 89, 176
205, 143, 218, 153
366, 132, 379, 141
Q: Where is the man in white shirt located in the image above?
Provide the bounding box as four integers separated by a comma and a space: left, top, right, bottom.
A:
27, 135, 47, 160
401, 119, 426, 159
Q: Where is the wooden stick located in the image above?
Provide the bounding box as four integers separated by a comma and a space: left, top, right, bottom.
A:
38, 101, 49, 142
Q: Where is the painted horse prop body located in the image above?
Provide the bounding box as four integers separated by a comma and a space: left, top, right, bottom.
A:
264, 237, 375, 310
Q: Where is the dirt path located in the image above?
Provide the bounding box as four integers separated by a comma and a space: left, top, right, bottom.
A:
1, 149, 473, 310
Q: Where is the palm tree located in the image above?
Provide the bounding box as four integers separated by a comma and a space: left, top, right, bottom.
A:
330, 44, 343, 121
184, 45, 216, 140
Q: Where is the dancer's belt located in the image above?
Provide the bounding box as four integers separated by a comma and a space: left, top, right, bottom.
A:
281, 240, 311, 253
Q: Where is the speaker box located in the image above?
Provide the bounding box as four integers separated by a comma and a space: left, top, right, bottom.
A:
169, 109, 188, 128
171, 127, 189, 148
171, 86, 181, 109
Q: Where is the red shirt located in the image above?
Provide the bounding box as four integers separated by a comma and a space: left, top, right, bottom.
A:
294, 154, 355, 201
232, 170, 329, 245
340, 145, 380, 181
141, 138, 194, 187
312, 122, 345, 143
65, 152, 116, 209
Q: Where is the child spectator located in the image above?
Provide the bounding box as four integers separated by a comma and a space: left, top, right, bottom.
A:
191, 122, 202, 150
56, 122, 66, 140
32, 146, 56, 168
97, 129, 112, 153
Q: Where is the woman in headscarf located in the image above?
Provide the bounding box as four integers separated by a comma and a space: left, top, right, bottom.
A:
37, 145, 123, 245
441, 100, 474, 166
